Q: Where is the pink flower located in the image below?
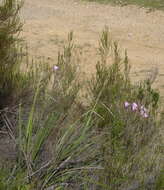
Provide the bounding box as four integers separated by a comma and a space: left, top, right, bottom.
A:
131, 102, 138, 111
53, 65, 59, 71
124, 101, 130, 108
140, 105, 147, 112
140, 105, 148, 118
140, 105, 144, 110
143, 112, 148, 118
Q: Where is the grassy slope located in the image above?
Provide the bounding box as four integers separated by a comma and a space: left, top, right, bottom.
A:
86, 0, 164, 10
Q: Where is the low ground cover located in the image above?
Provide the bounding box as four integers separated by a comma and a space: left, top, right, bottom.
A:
86, 0, 164, 10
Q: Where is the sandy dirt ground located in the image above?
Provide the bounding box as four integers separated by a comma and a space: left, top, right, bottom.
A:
21, 0, 164, 95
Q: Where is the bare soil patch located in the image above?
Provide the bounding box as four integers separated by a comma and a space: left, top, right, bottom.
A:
21, 0, 164, 95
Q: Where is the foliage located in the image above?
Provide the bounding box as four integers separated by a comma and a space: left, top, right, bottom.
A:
0, 1, 163, 189
86, 0, 164, 11
87, 27, 163, 189
0, 0, 25, 110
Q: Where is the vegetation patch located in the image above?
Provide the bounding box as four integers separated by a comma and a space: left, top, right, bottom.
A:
0, 0, 163, 189
86, 0, 164, 10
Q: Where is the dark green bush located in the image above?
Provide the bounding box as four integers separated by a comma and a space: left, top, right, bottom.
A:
0, 0, 24, 109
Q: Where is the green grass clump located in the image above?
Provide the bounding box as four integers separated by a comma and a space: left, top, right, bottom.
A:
86, 0, 164, 10
0, 1, 163, 189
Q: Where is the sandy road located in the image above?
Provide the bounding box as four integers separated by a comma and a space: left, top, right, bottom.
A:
21, 0, 164, 94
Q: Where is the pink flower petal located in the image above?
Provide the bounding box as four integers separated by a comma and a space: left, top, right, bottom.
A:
124, 101, 130, 108
131, 102, 138, 111
140, 105, 144, 110
140, 109, 145, 116
143, 113, 148, 118
53, 65, 59, 71
140, 105, 147, 112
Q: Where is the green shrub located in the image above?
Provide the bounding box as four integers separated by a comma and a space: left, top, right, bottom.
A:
87, 28, 163, 189
0, 0, 24, 109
